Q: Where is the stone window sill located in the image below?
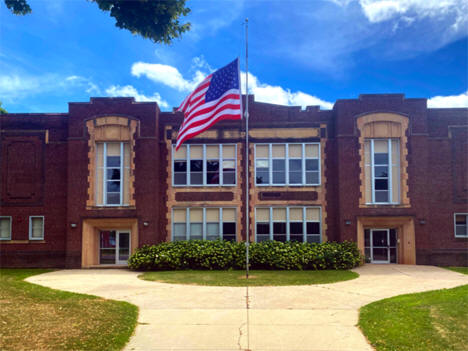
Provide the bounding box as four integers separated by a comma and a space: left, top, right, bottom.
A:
0, 240, 46, 244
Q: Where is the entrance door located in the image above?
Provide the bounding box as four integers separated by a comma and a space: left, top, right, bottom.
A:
99, 230, 131, 264
365, 229, 397, 263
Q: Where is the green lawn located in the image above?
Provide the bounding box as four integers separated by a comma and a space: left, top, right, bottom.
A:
444, 266, 468, 275
359, 285, 468, 351
139, 269, 358, 286
0, 269, 138, 351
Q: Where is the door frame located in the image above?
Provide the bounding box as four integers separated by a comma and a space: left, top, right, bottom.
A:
99, 229, 131, 265
369, 228, 390, 264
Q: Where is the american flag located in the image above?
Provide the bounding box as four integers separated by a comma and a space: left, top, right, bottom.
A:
176, 58, 242, 150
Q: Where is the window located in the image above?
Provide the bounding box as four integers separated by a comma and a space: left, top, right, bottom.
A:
96, 142, 130, 206
454, 214, 468, 238
364, 139, 400, 204
0, 217, 12, 240
172, 207, 237, 241
255, 143, 320, 186
29, 216, 44, 240
255, 207, 321, 243
173, 144, 237, 186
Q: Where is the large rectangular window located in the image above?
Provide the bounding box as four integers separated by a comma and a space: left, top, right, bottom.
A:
454, 213, 468, 238
173, 144, 237, 186
0, 217, 12, 240
172, 207, 237, 241
29, 216, 44, 240
255, 143, 320, 186
96, 142, 130, 206
255, 207, 321, 243
364, 139, 400, 204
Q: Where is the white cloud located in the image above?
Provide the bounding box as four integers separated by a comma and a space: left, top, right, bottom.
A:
241, 72, 333, 110
105, 85, 169, 108
131, 62, 205, 92
427, 91, 468, 108
66, 75, 100, 94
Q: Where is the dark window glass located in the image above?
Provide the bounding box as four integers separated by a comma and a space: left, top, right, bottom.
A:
375, 179, 388, 190
289, 172, 302, 184
257, 235, 269, 242
190, 160, 203, 172
375, 191, 389, 202
365, 248, 371, 261
190, 173, 203, 185
289, 159, 302, 171
306, 222, 320, 234
390, 248, 397, 263
222, 234, 236, 242
455, 215, 467, 225
306, 172, 319, 184
107, 181, 120, 192
306, 159, 319, 171
223, 172, 235, 185
223, 222, 236, 235
256, 223, 270, 235
256, 172, 269, 184
207, 171, 220, 184
207, 160, 219, 172
290, 222, 303, 234
273, 159, 285, 171
364, 229, 370, 246
107, 169, 121, 180
273, 234, 287, 242
174, 173, 187, 185
107, 156, 120, 167
290, 234, 303, 242
273, 171, 286, 184
174, 161, 187, 172
390, 229, 397, 246
374, 153, 388, 164
107, 193, 120, 204
374, 166, 388, 177
273, 222, 286, 234
307, 235, 320, 243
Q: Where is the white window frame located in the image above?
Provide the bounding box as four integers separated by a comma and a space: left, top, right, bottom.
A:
172, 144, 237, 187
254, 206, 322, 243
0, 216, 12, 240
29, 216, 44, 240
97, 142, 129, 207
368, 138, 400, 205
171, 207, 237, 241
454, 213, 468, 238
254, 143, 321, 186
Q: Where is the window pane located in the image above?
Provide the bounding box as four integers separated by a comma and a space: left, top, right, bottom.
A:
273, 159, 285, 171
307, 235, 320, 243
207, 171, 220, 184
31, 217, 43, 238
273, 234, 287, 242
257, 234, 270, 242
173, 209, 186, 223
207, 160, 219, 172
190, 173, 203, 185
364, 229, 370, 246
306, 222, 320, 235
374, 153, 388, 164
306, 172, 319, 184
256, 160, 269, 168
375, 191, 389, 202
456, 225, 467, 236
222, 145, 236, 158
256, 223, 270, 235
375, 179, 388, 190
174, 223, 186, 240
273, 222, 286, 234
223, 222, 236, 235
256, 145, 269, 158
288, 144, 302, 157
273, 171, 286, 184
223, 160, 235, 171
290, 234, 303, 242
306, 159, 318, 171
374, 166, 388, 177
256, 172, 269, 184
107, 181, 120, 192
289, 171, 302, 184
223, 234, 236, 242
223, 172, 235, 185
174, 145, 187, 159
107, 193, 120, 204
107, 156, 120, 167
206, 145, 219, 158
107, 169, 121, 180
0, 218, 11, 238
190, 223, 203, 239
207, 223, 220, 240
289, 159, 302, 171
455, 215, 467, 225
190, 160, 203, 172
290, 222, 303, 234
174, 173, 187, 185
174, 161, 187, 172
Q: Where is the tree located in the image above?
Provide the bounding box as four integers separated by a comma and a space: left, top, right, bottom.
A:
0, 102, 7, 114
3, 0, 191, 44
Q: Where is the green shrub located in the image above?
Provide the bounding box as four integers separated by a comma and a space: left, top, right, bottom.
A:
128, 240, 362, 271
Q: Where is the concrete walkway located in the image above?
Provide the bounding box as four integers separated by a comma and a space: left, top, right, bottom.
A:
27, 265, 468, 351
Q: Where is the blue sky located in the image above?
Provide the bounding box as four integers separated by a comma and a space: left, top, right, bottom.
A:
1, 0, 467, 113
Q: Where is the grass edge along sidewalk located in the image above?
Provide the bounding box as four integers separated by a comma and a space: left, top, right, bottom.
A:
0, 269, 138, 351
139, 269, 358, 286
359, 281, 468, 351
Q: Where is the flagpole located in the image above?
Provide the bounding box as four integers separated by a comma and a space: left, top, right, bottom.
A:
244, 18, 250, 279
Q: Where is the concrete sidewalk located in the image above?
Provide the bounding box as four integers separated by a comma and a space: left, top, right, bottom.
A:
27, 265, 468, 351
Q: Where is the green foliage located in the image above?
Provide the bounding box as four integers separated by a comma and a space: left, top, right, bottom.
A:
128, 240, 363, 271
3, 0, 191, 44
0, 101, 7, 114
4, 0, 31, 15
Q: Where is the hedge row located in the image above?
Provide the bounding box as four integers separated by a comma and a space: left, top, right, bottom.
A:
128, 240, 362, 271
